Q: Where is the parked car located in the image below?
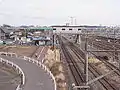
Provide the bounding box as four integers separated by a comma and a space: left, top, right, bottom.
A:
5, 40, 14, 45
0, 40, 3, 45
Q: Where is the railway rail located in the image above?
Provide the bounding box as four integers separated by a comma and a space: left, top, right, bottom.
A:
59, 36, 119, 90
88, 39, 120, 60
88, 36, 120, 50
59, 36, 85, 86
69, 42, 118, 90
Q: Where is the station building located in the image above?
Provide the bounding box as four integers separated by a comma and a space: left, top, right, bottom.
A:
51, 25, 103, 34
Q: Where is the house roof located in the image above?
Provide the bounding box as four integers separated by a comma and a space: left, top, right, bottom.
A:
32, 37, 51, 41
0, 27, 21, 34
0, 27, 14, 33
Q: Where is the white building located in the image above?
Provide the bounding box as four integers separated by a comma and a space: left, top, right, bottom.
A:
51, 25, 102, 34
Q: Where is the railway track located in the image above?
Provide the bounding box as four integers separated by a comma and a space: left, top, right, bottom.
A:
88, 37, 120, 68
90, 51, 120, 76
59, 36, 119, 90
88, 40, 118, 58
69, 42, 118, 90
88, 36, 120, 50
59, 37, 84, 86
72, 35, 120, 76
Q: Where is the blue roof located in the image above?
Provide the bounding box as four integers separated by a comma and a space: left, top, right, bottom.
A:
32, 37, 51, 41
32, 37, 43, 40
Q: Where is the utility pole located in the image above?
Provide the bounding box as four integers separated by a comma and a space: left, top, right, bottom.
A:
53, 34, 55, 50
113, 28, 115, 62
70, 17, 74, 25
75, 18, 77, 25
84, 32, 89, 90
72, 33, 90, 90
25, 29, 27, 43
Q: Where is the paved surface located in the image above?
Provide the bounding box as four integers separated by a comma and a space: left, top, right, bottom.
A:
0, 64, 18, 90
0, 55, 54, 90
0, 70, 17, 90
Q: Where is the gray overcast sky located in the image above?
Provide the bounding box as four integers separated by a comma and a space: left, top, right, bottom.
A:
0, 0, 119, 26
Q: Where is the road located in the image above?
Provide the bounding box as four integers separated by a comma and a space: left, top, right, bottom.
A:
0, 69, 18, 90
0, 55, 55, 90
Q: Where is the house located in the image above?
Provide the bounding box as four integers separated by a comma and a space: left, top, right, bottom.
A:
10, 29, 25, 41
0, 28, 5, 40
28, 26, 53, 45
0, 26, 16, 40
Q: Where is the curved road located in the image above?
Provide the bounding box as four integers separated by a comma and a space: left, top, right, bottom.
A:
0, 55, 54, 90
0, 67, 18, 90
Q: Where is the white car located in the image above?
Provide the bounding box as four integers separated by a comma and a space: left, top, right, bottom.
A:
6, 41, 13, 45
0, 40, 3, 44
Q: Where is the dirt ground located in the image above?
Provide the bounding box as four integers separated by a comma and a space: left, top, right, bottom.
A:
44, 47, 67, 90
0, 45, 38, 57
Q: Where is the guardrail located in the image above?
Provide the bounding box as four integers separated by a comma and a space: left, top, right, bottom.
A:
0, 52, 57, 90
0, 57, 25, 90
0, 52, 17, 57
23, 56, 56, 90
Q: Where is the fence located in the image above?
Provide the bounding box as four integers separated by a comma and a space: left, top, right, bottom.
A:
0, 52, 56, 90
0, 57, 25, 90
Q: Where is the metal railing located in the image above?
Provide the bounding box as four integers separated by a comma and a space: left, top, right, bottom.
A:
22, 56, 56, 90
0, 57, 25, 90
0, 52, 57, 90
0, 52, 17, 57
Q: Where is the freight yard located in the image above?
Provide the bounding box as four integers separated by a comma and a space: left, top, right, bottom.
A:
1, 25, 120, 90
58, 34, 120, 90
0, 0, 120, 90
